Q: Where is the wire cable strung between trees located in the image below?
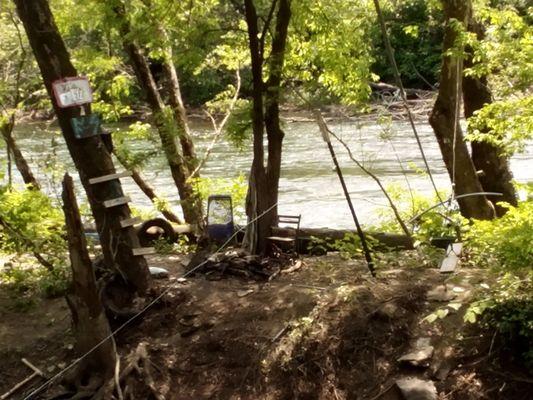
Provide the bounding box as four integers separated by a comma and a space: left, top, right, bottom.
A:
22, 202, 280, 400
372, 0, 444, 204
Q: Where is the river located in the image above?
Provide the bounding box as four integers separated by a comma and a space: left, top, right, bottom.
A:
7, 118, 533, 229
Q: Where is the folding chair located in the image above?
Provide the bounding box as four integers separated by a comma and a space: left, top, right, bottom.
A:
266, 214, 301, 255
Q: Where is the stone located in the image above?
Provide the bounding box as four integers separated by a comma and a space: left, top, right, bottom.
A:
237, 289, 254, 298
395, 377, 437, 400
398, 338, 434, 367
426, 286, 455, 302
375, 302, 401, 319
149, 266, 169, 278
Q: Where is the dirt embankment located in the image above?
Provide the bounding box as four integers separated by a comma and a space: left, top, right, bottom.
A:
1, 251, 531, 399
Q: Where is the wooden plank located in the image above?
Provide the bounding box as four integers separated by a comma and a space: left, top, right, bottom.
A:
440, 253, 459, 273
120, 216, 142, 228
103, 196, 131, 208
89, 171, 132, 185
132, 247, 156, 256
449, 242, 463, 256
267, 236, 296, 242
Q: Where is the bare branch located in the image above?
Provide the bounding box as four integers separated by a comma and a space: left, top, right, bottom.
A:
188, 69, 242, 179
259, 0, 278, 61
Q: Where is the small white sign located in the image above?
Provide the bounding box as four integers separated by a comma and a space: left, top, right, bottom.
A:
52, 77, 93, 108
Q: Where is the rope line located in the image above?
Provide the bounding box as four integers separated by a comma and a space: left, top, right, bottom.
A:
23, 202, 278, 400
372, 0, 443, 204
451, 51, 463, 206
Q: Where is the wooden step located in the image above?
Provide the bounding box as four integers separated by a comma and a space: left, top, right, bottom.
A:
132, 247, 156, 256
440, 243, 463, 273
89, 171, 132, 185
120, 216, 142, 228
103, 196, 131, 208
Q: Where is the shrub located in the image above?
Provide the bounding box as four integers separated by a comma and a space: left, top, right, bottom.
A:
465, 273, 533, 369
465, 200, 533, 271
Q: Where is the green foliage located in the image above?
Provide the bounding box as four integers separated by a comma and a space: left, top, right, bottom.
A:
224, 99, 252, 150
113, 122, 159, 170
288, 0, 376, 105
466, 5, 532, 96
191, 174, 248, 220
153, 234, 195, 255
0, 187, 66, 266
374, 184, 460, 243
464, 272, 533, 368
371, 0, 444, 88
465, 200, 533, 271
0, 262, 70, 309
467, 96, 533, 156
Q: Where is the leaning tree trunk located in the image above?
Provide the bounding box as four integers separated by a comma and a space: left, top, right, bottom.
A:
139, 0, 199, 174
463, 20, 517, 215
112, 1, 203, 228
1, 113, 40, 189
429, 0, 494, 220
62, 174, 116, 389
14, 0, 150, 293
114, 150, 183, 224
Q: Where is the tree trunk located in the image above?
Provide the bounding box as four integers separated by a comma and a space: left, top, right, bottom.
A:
463, 20, 517, 215
429, 0, 494, 220
139, 0, 199, 174
1, 113, 40, 190
243, 0, 291, 255
112, 2, 203, 227
264, 0, 291, 239
114, 150, 183, 224
14, 0, 150, 293
62, 173, 115, 387
161, 44, 198, 174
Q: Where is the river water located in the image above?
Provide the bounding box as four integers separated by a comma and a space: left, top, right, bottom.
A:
8, 118, 533, 229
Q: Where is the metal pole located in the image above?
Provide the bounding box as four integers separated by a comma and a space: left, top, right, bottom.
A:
313, 112, 376, 277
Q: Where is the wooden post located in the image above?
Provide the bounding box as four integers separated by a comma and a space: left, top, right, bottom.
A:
61, 173, 116, 386
317, 115, 375, 277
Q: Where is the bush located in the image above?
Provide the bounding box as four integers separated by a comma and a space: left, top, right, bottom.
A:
465, 200, 533, 271
465, 273, 533, 369
0, 187, 66, 265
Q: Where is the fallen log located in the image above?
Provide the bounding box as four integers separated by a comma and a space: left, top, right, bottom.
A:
270, 227, 414, 252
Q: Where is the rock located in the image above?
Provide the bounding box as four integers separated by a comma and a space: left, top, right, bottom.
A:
426, 286, 455, 302
431, 360, 452, 381
237, 289, 254, 298
375, 302, 401, 319
398, 338, 434, 367
395, 377, 437, 400
149, 266, 169, 278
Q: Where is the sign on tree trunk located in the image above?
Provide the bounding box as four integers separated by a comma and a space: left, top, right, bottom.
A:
52, 77, 93, 108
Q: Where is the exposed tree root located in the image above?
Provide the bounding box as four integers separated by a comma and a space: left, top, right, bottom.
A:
96, 342, 164, 400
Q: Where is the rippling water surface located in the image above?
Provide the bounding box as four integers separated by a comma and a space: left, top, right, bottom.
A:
10, 118, 533, 228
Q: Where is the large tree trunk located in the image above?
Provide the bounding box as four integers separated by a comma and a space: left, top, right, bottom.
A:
14, 0, 150, 293
463, 20, 517, 215
112, 2, 203, 228
429, 0, 494, 220
62, 174, 116, 388
1, 113, 40, 189
243, 0, 291, 254
243, 0, 269, 255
